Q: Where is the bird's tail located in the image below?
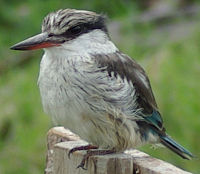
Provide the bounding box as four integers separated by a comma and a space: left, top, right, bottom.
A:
159, 135, 194, 160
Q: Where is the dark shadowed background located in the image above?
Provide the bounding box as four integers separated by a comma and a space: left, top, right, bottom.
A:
0, 0, 199, 173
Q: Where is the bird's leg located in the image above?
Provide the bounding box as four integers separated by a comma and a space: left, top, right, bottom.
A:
68, 144, 98, 158
77, 149, 116, 170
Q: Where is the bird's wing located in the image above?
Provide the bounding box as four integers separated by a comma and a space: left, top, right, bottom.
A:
90, 51, 163, 130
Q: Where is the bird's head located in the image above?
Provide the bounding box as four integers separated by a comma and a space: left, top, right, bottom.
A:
10, 9, 109, 51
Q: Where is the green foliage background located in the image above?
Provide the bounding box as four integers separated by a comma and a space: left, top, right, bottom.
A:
0, 0, 199, 173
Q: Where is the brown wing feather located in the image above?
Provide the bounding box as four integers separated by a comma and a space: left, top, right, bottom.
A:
93, 51, 158, 114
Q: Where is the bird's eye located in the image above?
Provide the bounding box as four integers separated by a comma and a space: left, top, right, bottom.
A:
69, 25, 83, 35
48, 33, 54, 37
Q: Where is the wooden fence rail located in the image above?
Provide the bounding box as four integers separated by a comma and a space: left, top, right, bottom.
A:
44, 127, 192, 174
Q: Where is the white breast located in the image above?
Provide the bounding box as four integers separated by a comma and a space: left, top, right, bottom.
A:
38, 52, 88, 129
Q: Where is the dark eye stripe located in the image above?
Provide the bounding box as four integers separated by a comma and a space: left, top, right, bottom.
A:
45, 15, 108, 40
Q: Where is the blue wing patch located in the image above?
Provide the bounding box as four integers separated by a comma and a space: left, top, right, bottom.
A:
144, 110, 163, 130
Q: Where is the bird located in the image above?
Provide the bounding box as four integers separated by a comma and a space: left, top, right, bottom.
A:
11, 9, 193, 169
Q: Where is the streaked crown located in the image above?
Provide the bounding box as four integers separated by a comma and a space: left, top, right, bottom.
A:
42, 9, 107, 39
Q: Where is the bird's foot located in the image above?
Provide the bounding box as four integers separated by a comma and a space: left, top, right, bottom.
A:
77, 149, 116, 170
68, 144, 98, 159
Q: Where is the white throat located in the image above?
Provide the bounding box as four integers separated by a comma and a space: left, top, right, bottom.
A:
44, 29, 118, 57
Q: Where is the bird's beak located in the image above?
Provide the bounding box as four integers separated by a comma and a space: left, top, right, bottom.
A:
10, 32, 62, 51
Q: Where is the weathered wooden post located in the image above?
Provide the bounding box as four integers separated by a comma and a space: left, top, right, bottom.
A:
45, 127, 192, 174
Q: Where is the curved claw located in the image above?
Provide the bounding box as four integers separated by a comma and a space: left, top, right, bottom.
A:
68, 149, 74, 159
77, 163, 87, 170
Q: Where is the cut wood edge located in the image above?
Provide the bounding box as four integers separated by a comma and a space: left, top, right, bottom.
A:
45, 127, 192, 174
